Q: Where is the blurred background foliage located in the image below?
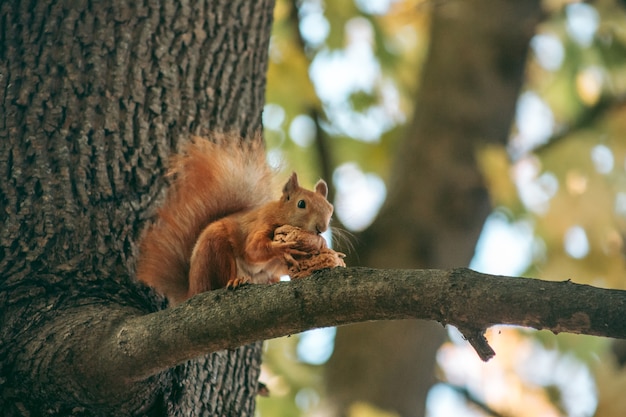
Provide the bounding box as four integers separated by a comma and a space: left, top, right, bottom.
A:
259, 0, 626, 416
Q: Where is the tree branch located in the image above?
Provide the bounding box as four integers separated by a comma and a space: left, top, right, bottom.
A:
91, 267, 626, 387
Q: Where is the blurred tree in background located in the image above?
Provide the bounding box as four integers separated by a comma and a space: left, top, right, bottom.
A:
258, 0, 626, 416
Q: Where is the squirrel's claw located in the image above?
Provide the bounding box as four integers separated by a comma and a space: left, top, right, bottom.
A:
226, 277, 250, 290
278, 241, 309, 257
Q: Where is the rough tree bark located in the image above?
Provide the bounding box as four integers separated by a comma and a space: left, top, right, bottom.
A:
325, 1, 543, 416
0, 0, 274, 415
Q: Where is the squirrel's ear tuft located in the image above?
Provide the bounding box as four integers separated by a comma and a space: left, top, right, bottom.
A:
283, 172, 299, 197
315, 180, 328, 198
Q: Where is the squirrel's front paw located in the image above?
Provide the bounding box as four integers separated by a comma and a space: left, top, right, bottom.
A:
274, 241, 307, 260
282, 252, 301, 271
283, 243, 309, 257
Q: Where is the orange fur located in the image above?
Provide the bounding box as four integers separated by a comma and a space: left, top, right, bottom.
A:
136, 134, 274, 305
136, 134, 334, 306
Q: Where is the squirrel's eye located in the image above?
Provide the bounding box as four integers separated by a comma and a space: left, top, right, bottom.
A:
297, 200, 306, 209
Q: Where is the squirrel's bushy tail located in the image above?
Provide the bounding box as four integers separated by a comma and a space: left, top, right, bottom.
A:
136, 134, 274, 303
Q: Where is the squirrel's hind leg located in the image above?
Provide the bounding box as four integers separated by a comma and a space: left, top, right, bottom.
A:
189, 221, 238, 296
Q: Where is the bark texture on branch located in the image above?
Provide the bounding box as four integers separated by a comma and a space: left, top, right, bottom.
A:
95, 266, 626, 386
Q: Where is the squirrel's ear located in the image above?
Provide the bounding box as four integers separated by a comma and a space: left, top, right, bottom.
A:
315, 180, 328, 198
283, 172, 299, 197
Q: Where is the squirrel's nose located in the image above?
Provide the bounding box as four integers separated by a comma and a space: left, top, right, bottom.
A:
315, 221, 329, 234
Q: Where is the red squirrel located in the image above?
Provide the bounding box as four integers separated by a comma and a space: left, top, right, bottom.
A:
136, 135, 333, 306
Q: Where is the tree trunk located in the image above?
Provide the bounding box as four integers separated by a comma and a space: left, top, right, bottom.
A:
0, 0, 274, 415
325, 1, 542, 416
